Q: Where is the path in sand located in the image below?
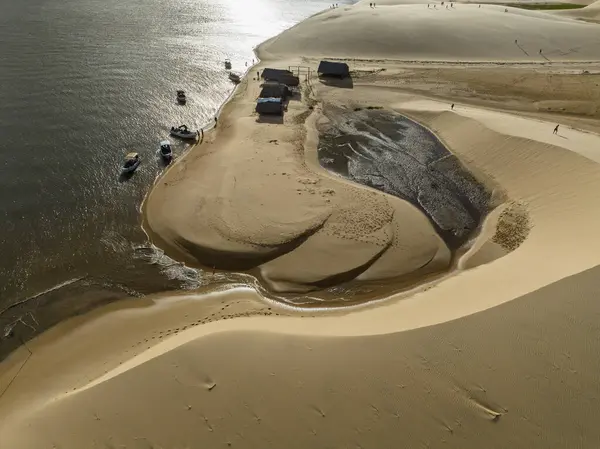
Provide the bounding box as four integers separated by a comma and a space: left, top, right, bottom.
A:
3, 3, 600, 447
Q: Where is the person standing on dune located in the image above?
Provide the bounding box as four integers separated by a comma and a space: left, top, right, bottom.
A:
553, 124, 559, 134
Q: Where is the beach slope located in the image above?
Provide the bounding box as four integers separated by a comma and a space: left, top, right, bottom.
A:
5, 3, 600, 448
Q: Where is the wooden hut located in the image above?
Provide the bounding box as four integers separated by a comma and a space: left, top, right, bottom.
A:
317, 60, 350, 78
259, 82, 289, 100
261, 68, 300, 87
256, 98, 283, 115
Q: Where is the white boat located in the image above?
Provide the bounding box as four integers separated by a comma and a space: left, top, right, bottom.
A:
170, 125, 198, 140
159, 140, 173, 162
122, 152, 140, 174
225, 59, 232, 70
229, 72, 241, 83
176, 90, 186, 104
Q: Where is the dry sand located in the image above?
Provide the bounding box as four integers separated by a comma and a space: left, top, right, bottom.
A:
3, 269, 600, 448
144, 62, 451, 294
556, 0, 600, 21
3, 1, 600, 447
260, 1, 600, 62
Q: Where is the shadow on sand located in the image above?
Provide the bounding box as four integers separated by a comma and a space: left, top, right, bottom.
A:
256, 114, 284, 125
318, 75, 354, 89
289, 89, 302, 102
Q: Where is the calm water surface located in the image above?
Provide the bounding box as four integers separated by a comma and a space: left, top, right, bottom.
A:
0, 0, 352, 351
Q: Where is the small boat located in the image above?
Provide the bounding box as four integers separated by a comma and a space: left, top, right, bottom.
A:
170, 125, 198, 140
229, 72, 241, 83
176, 90, 187, 104
225, 59, 232, 70
159, 140, 173, 162
122, 152, 140, 174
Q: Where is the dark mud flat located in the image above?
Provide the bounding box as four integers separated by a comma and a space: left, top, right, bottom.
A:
318, 107, 491, 248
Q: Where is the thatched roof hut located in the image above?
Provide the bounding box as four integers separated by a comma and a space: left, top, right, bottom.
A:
256, 98, 283, 115
259, 82, 289, 100
261, 68, 300, 87
317, 60, 350, 78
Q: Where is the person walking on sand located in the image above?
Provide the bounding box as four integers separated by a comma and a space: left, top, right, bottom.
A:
553, 124, 559, 134
214, 117, 218, 127
201, 128, 204, 141
451, 103, 454, 110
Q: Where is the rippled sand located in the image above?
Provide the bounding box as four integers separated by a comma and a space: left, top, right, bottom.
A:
3, 1, 600, 447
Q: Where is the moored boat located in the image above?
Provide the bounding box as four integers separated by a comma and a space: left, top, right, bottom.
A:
170, 125, 198, 140
229, 72, 241, 83
225, 59, 232, 70
176, 90, 187, 104
159, 140, 173, 162
122, 152, 140, 174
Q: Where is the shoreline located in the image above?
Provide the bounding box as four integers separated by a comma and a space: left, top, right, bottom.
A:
141, 75, 461, 306
141, 39, 502, 302
4, 2, 600, 446
141, 9, 600, 303
140, 0, 600, 303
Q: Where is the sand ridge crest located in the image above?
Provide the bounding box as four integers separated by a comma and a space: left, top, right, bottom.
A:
4, 2, 600, 447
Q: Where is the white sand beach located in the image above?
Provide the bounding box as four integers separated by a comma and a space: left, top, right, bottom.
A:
556, 0, 600, 21
2, 1, 600, 447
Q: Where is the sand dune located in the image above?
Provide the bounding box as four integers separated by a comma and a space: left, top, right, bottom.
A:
145, 2, 600, 295
3, 2, 600, 448
145, 69, 452, 295
5, 97, 600, 447
556, 0, 600, 21
3, 260, 600, 448
260, 2, 600, 62
358, 0, 596, 4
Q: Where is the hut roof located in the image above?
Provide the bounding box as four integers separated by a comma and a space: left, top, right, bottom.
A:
280, 75, 300, 87
262, 68, 293, 80
317, 60, 350, 78
261, 68, 300, 86
259, 82, 289, 99
256, 98, 283, 115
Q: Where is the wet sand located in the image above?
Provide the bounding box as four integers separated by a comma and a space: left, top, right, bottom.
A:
3, 1, 600, 447
142, 65, 452, 297
318, 107, 492, 248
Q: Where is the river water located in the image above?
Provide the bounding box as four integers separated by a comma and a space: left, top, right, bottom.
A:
0, 0, 352, 354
